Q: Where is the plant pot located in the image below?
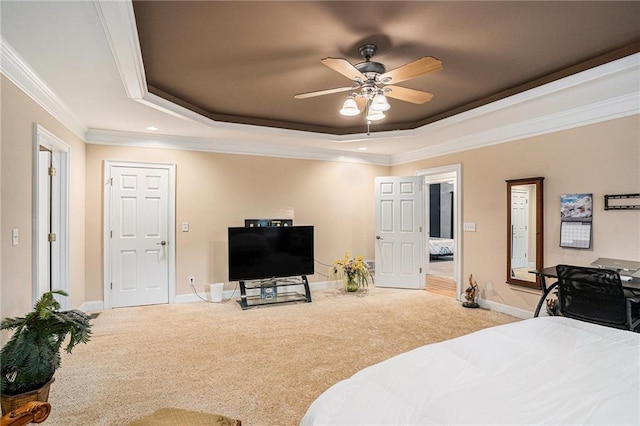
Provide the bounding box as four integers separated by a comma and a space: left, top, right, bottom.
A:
1, 377, 54, 416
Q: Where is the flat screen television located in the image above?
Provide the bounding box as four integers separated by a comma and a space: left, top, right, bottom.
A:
228, 225, 314, 282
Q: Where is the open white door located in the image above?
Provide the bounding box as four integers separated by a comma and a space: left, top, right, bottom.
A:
37, 150, 52, 298
33, 125, 70, 309
374, 176, 424, 289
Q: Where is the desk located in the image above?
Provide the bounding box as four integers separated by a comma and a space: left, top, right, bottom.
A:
529, 266, 640, 317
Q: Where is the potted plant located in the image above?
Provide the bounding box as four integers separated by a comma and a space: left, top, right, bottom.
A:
0, 290, 92, 415
330, 252, 373, 292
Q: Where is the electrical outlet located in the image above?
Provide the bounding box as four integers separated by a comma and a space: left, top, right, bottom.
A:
188, 276, 195, 287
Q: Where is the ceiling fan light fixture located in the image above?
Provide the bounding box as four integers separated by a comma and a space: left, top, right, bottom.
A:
339, 96, 361, 116
370, 93, 390, 112
366, 109, 385, 122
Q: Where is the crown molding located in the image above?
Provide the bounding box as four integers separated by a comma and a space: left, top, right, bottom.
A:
0, 36, 87, 139
93, 0, 147, 99
85, 128, 392, 166
391, 53, 640, 165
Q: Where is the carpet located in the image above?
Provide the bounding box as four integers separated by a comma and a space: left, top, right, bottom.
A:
45, 287, 518, 425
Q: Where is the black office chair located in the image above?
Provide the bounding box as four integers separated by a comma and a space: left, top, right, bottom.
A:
556, 264, 640, 332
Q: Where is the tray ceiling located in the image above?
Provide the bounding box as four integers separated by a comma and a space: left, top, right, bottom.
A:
132, 1, 640, 135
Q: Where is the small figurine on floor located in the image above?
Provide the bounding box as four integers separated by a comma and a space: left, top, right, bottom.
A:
463, 274, 479, 308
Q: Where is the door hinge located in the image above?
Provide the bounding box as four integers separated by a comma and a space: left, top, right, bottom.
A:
106, 177, 113, 186
419, 226, 422, 232
419, 267, 423, 273
48, 167, 56, 176
110, 282, 113, 290
48, 233, 57, 242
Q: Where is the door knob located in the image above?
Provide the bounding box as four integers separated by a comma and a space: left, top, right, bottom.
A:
376, 235, 383, 240
157, 241, 167, 246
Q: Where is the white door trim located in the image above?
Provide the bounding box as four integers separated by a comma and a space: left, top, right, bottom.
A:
32, 124, 70, 308
102, 160, 176, 309
416, 164, 462, 300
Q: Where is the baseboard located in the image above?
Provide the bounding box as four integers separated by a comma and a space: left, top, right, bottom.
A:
477, 298, 533, 319
80, 283, 531, 319
79, 300, 104, 312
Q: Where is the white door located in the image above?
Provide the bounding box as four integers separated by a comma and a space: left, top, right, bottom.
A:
34, 125, 70, 309
511, 189, 529, 268
109, 165, 170, 307
374, 176, 424, 289
37, 149, 52, 297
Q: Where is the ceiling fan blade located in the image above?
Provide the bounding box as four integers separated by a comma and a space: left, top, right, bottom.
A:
385, 85, 434, 104
379, 56, 442, 85
321, 58, 367, 82
294, 86, 358, 99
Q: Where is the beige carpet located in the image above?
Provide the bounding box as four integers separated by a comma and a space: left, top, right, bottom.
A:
46, 287, 518, 425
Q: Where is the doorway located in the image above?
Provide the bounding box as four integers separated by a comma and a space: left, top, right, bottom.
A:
33, 125, 70, 309
103, 161, 176, 308
418, 165, 462, 300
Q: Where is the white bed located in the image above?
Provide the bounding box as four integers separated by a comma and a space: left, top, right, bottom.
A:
429, 237, 454, 257
301, 316, 640, 425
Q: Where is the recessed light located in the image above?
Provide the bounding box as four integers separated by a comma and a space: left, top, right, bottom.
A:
358, 147, 368, 151
146, 126, 158, 131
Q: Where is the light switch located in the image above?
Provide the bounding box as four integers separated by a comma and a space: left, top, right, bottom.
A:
12, 228, 19, 246
181, 222, 189, 232
463, 222, 477, 232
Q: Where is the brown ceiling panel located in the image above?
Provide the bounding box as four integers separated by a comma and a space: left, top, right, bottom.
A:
132, 1, 640, 135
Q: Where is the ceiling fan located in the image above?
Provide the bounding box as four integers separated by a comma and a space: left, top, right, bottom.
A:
294, 44, 442, 126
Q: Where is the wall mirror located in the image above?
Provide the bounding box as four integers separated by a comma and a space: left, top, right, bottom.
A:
506, 177, 544, 288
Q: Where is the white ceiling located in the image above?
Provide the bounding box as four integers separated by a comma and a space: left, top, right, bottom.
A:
1, 1, 638, 165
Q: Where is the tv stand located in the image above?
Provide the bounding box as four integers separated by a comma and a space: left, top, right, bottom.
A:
238, 276, 312, 310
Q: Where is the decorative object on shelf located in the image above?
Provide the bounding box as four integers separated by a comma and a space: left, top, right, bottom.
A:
330, 252, 372, 292
462, 274, 479, 308
604, 193, 640, 210
1, 291, 92, 415
260, 283, 277, 300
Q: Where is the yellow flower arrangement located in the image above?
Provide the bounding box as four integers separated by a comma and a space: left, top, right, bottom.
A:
330, 252, 372, 292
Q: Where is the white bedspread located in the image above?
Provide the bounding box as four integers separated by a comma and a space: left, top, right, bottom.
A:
429, 237, 454, 256
301, 316, 640, 425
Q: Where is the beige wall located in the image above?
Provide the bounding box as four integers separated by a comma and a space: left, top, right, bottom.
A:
2, 72, 639, 318
0, 76, 86, 321
84, 145, 389, 300
392, 115, 640, 312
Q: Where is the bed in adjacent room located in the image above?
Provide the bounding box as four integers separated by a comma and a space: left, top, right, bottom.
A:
428, 237, 454, 258
301, 316, 639, 425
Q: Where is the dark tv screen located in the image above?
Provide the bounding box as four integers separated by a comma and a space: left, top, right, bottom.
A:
228, 226, 314, 281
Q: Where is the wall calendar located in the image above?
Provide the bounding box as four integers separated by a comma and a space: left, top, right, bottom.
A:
560, 193, 593, 249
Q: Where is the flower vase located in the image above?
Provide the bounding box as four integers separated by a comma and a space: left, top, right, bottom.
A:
344, 276, 359, 292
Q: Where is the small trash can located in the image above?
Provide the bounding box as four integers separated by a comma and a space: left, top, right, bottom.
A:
209, 283, 224, 303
